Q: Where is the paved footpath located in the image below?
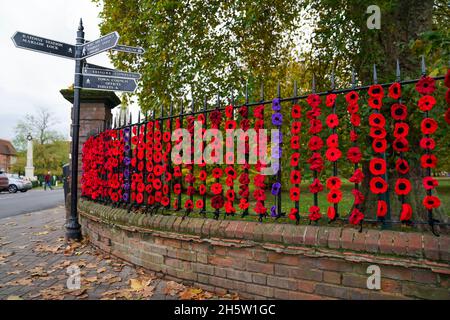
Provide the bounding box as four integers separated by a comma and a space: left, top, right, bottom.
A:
0, 206, 236, 300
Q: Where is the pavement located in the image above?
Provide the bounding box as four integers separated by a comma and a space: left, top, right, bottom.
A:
0, 206, 236, 300
0, 188, 64, 219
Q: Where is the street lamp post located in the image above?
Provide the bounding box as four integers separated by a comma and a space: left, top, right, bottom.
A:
66, 19, 84, 241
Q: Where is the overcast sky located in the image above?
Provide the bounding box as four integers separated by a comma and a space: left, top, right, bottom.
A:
0, 0, 123, 141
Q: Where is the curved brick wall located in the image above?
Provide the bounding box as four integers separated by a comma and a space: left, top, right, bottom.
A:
78, 200, 450, 299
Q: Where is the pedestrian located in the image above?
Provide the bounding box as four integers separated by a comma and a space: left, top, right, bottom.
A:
44, 171, 53, 191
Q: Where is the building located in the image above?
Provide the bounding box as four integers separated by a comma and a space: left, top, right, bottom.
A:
0, 139, 17, 172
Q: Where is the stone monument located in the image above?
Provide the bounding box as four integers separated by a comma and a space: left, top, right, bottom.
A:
24, 133, 35, 179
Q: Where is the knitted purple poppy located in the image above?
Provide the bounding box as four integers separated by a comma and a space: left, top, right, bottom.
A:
123, 157, 131, 166
271, 182, 281, 195
272, 98, 281, 111
272, 147, 282, 159
122, 193, 129, 202
270, 205, 277, 217
272, 113, 283, 126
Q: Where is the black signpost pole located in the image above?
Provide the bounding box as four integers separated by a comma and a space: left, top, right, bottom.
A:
66, 19, 84, 241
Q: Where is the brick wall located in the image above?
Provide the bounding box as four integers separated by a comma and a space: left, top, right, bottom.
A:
78, 200, 450, 300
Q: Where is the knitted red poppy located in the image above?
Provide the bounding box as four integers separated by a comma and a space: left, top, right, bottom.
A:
368, 84, 384, 98
423, 177, 438, 190
393, 123, 409, 138
352, 189, 365, 205
290, 170, 302, 184
395, 178, 411, 196
327, 189, 342, 204
307, 136, 323, 151
418, 95, 436, 112
211, 183, 223, 195
326, 94, 337, 107
292, 121, 301, 134
349, 208, 364, 225
350, 113, 361, 126
416, 76, 436, 95
421, 118, 438, 135
400, 203, 413, 222
347, 147, 362, 164
369, 158, 386, 175
423, 195, 440, 210
211, 195, 224, 209
345, 91, 359, 105
292, 135, 301, 149
309, 178, 324, 194
420, 154, 437, 168
290, 153, 300, 166
326, 114, 339, 128
420, 137, 435, 150
369, 127, 387, 139
377, 200, 387, 218
325, 148, 342, 162
326, 177, 342, 190
369, 113, 386, 128
290, 187, 300, 201
391, 103, 407, 121
349, 168, 364, 184
369, 177, 388, 194
392, 137, 409, 152
327, 206, 336, 220
372, 139, 387, 153
291, 104, 301, 118
388, 82, 401, 99
308, 205, 322, 221
327, 134, 339, 148
306, 94, 321, 108
395, 159, 410, 175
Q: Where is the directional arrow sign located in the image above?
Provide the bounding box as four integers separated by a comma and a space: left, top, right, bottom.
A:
11, 31, 76, 59
79, 32, 119, 59
82, 75, 137, 93
112, 44, 145, 55
83, 66, 141, 80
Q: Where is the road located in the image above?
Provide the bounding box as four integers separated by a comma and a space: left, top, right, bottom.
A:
0, 188, 64, 219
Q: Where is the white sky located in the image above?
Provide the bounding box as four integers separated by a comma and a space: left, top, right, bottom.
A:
0, 0, 129, 141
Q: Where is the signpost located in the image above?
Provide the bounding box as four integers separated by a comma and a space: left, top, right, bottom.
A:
12, 19, 142, 242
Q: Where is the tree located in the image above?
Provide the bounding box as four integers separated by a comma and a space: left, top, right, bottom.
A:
13, 107, 65, 151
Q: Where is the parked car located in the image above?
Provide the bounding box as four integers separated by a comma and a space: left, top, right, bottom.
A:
5, 174, 33, 193
0, 171, 9, 192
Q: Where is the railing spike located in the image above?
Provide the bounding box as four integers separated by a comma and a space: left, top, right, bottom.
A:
277, 81, 281, 97
396, 59, 401, 82
312, 74, 316, 93
169, 101, 173, 116
245, 81, 249, 104
260, 83, 264, 101
191, 98, 195, 114
180, 100, 184, 115
331, 70, 335, 90
351, 69, 356, 88
421, 55, 426, 76
138, 111, 141, 123
203, 96, 207, 111
373, 64, 378, 84
129, 112, 132, 125
216, 93, 220, 109
293, 80, 297, 97
161, 102, 164, 117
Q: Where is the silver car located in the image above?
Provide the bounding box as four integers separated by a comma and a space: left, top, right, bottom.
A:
6, 174, 33, 193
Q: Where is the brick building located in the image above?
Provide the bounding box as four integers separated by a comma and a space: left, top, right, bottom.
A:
0, 139, 17, 172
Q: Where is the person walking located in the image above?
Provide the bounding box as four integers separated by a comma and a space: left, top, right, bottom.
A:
44, 171, 53, 191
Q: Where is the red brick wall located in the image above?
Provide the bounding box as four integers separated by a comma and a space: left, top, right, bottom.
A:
79, 200, 450, 300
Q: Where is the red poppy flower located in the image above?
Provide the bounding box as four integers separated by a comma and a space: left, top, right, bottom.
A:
307, 94, 321, 108
349, 168, 364, 184
347, 147, 362, 164
368, 97, 382, 110
326, 177, 342, 190
347, 103, 359, 114
173, 183, 181, 195
372, 139, 387, 153
211, 183, 223, 195
308, 206, 321, 221
368, 84, 384, 98
369, 158, 386, 175
393, 123, 409, 138
369, 113, 386, 128
445, 108, 450, 125
290, 153, 300, 166
225, 105, 234, 118
308, 136, 323, 151
327, 206, 336, 220
290, 187, 300, 201
239, 106, 248, 118
420, 154, 437, 168
421, 118, 438, 135
326, 94, 337, 107
420, 137, 435, 150
327, 189, 342, 204
238, 198, 249, 210
326, 114, 339, 128
153, 179, 162, 190
307, 107, 321, 119
352, 189, 365, 205
393, 137, 409, 153
446, 90, 450, 106
309, 178, 324, 194
199, 184, 206, 195
193, 199, 203, 209
212, 168, 223, 178
290, 170, 301, 184
308, 119, 323, 134
351, 114, 361, 127
369, 127, 387, 139
211, 195, 224, 209
418, 95, 436, 112
254, 201, 267, 215
225, 120, 236, 130
349, 208, 364, 225
292, 135, 301, 150
253, 105, 264, 119
400, 203, 412, 222
423, 177, 439, 190
445, 69, 450, 88
239, 173, 250, 185
395, 178, 411, 196
423, 195, 440, 209
350, 130, 358, 142
370, 177, 388, 194
289, 208, 299, 221
184, 199, 194, 210
226, 189, 235, 202
308, 152, 324, 172
391, 103, 407, 121
388, 82, 401, 99
395, 158, 410, 175
416, 76, 436, 95
186, 186, 195, 196
325, 148, 342, 162
377, 200, 387, 218
253, 189, 266, 201
327, 134, 339, 148
254, 174, 266, 188
291, 104, 301, 118
345, 91, 359, 105
198, 170, 207, 181
292, 121, 301, 134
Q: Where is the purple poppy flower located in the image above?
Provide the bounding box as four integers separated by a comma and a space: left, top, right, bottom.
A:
272, 112, 283, 126
272, 98, 281, 111
124, 144, 131, 153
123, 157, 131, 166
270, 205, 277, 217
271, 162, 280, 174
122, 193, 129, 202
271, 182, 281, 195
272, 131, 283, 144
123, 169, 130, 178
123, 182, 130, 190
